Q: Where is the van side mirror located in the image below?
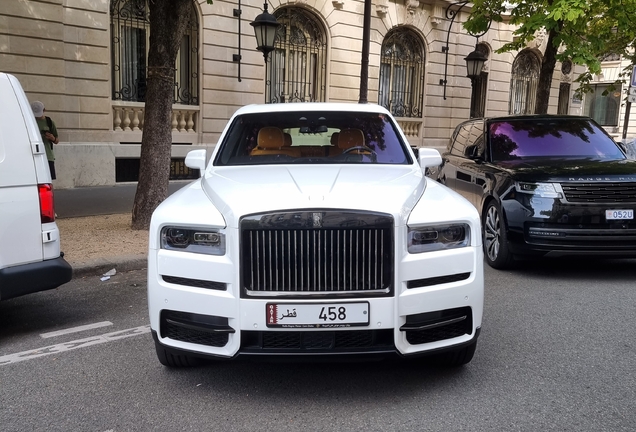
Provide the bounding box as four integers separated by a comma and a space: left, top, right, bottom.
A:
185, 149, 207, 177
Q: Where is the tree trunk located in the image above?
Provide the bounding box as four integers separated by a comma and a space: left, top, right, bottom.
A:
131, 0, 193, 230
534, 27, 559, 114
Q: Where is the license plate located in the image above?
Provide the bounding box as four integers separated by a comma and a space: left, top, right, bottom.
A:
605, 209, 634, 220
266, 302, 369, 328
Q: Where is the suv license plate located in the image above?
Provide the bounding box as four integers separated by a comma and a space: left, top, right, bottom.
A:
605, 209, 634, 220
266, 302, 369, 328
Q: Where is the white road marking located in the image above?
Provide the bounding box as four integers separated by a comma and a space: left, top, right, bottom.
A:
0, 325, 151, 366
40, 321, 113, 339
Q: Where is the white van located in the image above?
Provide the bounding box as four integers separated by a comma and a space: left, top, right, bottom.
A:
0, 73, 72, 301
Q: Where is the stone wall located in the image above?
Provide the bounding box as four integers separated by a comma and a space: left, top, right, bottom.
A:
2, 0, 632, 188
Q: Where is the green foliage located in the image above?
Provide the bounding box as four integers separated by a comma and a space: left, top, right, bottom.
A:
464, 0, 636, 96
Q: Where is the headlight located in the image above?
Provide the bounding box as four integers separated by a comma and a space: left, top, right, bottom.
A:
408, 223, 470, 253
515, 182, 562, 198
161, 227, 226, 255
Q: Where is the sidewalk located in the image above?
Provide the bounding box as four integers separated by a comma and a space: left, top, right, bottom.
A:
55, 182, 188, 278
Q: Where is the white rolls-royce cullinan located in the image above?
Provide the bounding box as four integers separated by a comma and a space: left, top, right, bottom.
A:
148, 103, 484, 367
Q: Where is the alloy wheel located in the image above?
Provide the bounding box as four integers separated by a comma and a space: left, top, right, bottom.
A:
484, 205, 500, 262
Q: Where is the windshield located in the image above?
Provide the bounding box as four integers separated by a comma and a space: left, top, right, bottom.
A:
488, 118, 625, 162
214, 111, 411, 166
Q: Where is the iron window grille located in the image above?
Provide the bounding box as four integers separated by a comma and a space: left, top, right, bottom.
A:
469, 44, 489, 118
269, 8, 327, 104
508, 50, 540, 115
378, 28, 425, 118
110, 0, 199, 105
557, 82, 571, 115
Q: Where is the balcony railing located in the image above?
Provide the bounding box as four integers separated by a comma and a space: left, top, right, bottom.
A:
112, 102, 199, 133
396, 118, 422, 139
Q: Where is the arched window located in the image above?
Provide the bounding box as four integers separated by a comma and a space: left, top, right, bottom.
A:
110, 0, 199, 105
378, 28, 425, 118
509, 50, 541, 114
270, 8, 327, 103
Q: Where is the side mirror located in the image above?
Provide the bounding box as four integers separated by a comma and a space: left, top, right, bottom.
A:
616, 141, 627, 153
185, 149, 207, 177
418, 148, 442, 170
464, 144, 481, 160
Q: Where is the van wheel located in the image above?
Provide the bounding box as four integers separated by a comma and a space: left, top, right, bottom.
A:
483, 201, 514, 269
155, 341, 201, 367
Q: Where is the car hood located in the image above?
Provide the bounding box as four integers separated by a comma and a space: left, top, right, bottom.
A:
201, 165, 425, 228
494, 158, 636, 182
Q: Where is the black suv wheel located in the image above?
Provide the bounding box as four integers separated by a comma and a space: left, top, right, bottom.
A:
483, 201, 514, 269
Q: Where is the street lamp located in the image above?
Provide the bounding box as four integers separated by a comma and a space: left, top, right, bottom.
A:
464, 47, 487, 80
465, 46, 488, 118
250, 3, 280, 103
440, 0, 491, 100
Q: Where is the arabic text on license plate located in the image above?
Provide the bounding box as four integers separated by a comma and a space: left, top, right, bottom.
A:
605, 209, 634, 220
266, 302, 369, 328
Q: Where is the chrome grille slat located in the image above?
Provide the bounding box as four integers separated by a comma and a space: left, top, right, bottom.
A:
241, 211, 393, 296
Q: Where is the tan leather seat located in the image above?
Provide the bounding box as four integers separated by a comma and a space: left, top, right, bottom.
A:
282, 132, 302, 157
251, 127, 296, 157
330, 129, 366, 156
338, 128, 365, 149
283, 132, 292, 147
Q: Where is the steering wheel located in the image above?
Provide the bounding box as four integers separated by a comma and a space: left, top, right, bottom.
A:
342, 146, 377, 156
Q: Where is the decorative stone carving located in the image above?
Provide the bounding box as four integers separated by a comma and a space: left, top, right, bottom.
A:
531, 28, 547, 52
376, 2, 388, 17
431, 4, 444, 26
332, 0, 344, 10
406, 0, 419, 14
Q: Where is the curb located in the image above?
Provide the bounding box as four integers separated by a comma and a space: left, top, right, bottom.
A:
70, 254, 148, 278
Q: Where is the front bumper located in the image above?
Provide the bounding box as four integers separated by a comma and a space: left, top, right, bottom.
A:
148, 245, 484, 359
503, 196, 636, 257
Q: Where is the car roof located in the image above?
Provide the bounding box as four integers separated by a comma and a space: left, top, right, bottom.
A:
232, 102, 393, 116
475, 114, 592, 122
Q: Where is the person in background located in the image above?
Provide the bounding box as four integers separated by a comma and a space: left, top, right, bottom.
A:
31, 100, 59, 180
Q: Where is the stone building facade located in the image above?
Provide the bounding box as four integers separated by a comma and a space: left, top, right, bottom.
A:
1, 0, 634, 189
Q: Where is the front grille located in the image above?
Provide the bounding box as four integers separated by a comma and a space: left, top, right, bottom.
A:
240, 329, 394, 352
562, 182, 636, 203
402, 307, 472, 345
240, 211, 394, 297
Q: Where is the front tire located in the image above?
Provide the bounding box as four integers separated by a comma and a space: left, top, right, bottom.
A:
483, 200, 514, 269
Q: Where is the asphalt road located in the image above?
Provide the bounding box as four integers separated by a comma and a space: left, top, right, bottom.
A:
1, 258, 635, 431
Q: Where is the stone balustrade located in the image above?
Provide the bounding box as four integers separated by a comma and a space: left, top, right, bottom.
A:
396, 118, 422, 139
112, 102, 199, 133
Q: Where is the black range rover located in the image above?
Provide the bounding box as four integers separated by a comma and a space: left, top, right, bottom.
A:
437, 115, 636, 269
